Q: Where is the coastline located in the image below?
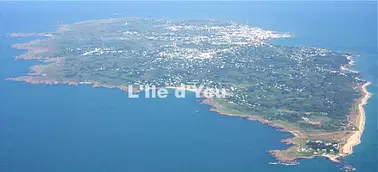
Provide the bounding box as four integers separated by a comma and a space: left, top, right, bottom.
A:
7, 31, 373, 166
199, 80, 372, 164
9, 32, 54, 38
8, 67, 371, 165
200, 98, 306, 164
341, 81, 372, 156
6, 77, 135, 93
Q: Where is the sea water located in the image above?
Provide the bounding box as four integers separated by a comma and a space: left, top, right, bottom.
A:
0, 2, 376, 172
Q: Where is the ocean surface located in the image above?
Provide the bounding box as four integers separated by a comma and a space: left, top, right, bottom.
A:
0, 2, 376, 172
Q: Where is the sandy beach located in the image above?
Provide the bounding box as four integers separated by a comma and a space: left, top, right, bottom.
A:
7, 29, 373, 164
200, 81, 373, 164
341, 81, 372, 155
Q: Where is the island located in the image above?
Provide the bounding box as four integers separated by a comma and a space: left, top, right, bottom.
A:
7, 17, 371, 166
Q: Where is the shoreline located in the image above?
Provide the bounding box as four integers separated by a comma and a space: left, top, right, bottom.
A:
8, 75, 371, 164
9, 32, 54, 38
200, 98, 306, 164
7, 31, 373, 166
5, 77, 135, 93
200, 80, 372, 164
7, 72, 372, 165
341, 81, 372, 156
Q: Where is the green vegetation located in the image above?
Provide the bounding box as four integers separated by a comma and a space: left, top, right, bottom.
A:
289, 149, 314, 157
13, 17, 362, 132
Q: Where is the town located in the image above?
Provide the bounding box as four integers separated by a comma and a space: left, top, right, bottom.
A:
16, 17, 362, 133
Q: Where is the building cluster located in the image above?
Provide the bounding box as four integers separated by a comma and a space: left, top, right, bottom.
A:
296, 140, 340, 155
58, 19, 359, 129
